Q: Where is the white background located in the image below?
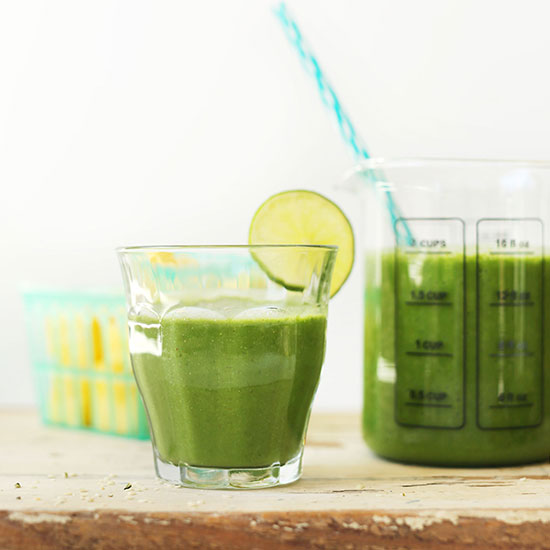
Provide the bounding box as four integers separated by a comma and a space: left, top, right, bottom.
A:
2, 0, 550, 410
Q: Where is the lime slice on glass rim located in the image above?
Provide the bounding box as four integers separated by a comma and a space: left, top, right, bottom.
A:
249, 190, 354, 297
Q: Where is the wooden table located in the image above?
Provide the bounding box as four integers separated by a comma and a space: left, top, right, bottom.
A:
1, 410, 549, 549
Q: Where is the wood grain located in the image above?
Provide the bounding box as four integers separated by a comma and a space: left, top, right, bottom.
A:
1, 410, 549, 549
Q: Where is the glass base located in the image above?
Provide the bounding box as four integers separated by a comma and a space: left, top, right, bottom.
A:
154, 452, 303, 489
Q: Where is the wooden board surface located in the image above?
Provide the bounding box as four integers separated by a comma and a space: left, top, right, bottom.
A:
1, 410, 550, 549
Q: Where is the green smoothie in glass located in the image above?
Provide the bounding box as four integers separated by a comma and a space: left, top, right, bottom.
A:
130, 299, 327, 469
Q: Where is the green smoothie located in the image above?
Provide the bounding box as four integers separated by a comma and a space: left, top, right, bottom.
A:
364, 251, 550, 466
130, 299, 327, 469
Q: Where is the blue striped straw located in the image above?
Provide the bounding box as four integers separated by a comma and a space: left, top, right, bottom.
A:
273, 2, 412, 244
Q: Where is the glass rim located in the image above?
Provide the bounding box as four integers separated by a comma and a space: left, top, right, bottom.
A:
347, 157, 550, 174
116, 244, 338, 254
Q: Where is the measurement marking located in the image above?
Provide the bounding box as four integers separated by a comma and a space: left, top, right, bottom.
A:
405, 402, 452, 408
476, 217, 544, 430
404, 250, 452, 255
489, 403, 533, 409
406, 351, 453, 358
489, 352, 534, 358
489, 302, 534, 307
489, 251, 535, 256
405, 301, 453, 307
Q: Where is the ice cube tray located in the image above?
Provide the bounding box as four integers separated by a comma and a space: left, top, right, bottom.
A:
22, 289, 149, 439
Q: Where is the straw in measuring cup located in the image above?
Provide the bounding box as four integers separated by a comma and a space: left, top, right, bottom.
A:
273, 2, 412, 244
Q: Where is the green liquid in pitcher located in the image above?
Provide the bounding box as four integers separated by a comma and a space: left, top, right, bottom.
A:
363, 252, 550, 466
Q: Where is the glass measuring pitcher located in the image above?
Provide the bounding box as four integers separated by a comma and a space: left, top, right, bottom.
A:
345, 159, 550, 466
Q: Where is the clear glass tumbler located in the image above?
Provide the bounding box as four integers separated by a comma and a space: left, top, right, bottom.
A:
345, 159, 550, 466
117, 245, 337, 488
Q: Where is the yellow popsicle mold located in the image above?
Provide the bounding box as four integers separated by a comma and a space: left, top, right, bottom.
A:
80, 379, 92, 427
109, 316, 130, 432
48, 374, 63, 424
45, 316, 56, 361
63, 375, 79, 427
222, 277, 238, 289
113, 381, 128, 434
250, 271, 267, 289
148, 251, 178, 266
108, 317, 124, 374
237, 272, 250, 288
59, 315, 80, 426
75, 315, 88, 368
92, 317, 104, 370
75, 315, 92, 427
91, 317, 111, 430
93, 379, 111, 432
26, 292, 148, 438
59, 315, 71, 367
148, 251, 199, 268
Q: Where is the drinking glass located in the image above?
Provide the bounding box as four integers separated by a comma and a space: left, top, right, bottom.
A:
117, 245, 337, 488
